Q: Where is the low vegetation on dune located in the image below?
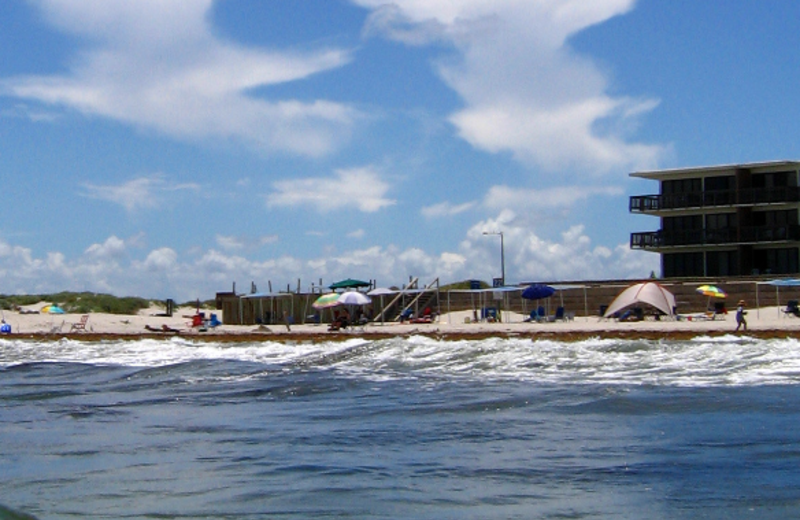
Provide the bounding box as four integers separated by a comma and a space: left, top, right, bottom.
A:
0, 292, 215, 315
440, 280, 491, 291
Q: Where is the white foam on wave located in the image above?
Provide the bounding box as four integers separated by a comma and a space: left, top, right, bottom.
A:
3, 335, 800, 387
323, 335, 800, 387
0, 336, 370, 368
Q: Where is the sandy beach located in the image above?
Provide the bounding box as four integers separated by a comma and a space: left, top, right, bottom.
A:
2, 302, 800, 342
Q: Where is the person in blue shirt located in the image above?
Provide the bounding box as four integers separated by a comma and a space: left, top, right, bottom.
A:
735, 300, 747, 332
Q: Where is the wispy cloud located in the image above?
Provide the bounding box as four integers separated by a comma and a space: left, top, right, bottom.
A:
83, 235, 127, 260
356, 0, 664, 175
1, 0, 358, 156
266, 166, 396, 213
421, 200, 477, 218
0, 103, 60, 122
81, 174, 200, 212
216, 234, 278, 251
483, 184, 623, 211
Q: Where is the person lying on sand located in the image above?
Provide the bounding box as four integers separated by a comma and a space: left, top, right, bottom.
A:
144, 324, 181, 334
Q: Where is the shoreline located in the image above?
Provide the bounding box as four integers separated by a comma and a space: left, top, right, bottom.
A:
6, 327, 800, 344
3, 303, 800, 343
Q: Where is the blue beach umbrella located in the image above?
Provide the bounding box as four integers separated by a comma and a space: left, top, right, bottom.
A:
521, 284, 555, 301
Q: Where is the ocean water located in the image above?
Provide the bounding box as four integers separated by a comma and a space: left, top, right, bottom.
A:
2, 334, 800, 519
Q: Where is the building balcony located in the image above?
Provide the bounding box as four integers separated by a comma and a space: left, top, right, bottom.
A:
630, 225, 800, 250
630, 186, 800, 213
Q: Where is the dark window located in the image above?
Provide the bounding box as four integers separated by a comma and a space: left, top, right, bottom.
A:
663, 252, 704, 277
706, 213, 736, 230
752, 170, 796, 189
753, 247, 799, 275
662, 215, 704, 246
706, 250, 738, 277
664, 215, 702, 232
757, 210, 797, 226
662, 178, 701, 195
704, 176, 734, 192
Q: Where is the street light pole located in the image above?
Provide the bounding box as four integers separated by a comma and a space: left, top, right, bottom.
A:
482, 231, 505, 286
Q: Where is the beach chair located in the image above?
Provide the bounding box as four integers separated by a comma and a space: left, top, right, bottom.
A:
352, 315, 370, 331
784, 300, 800, 318
328, 316, 349, 331
328, 310, 350, 331
48, 320, 65, 334
70, 314, 89, 332
410, 307, 434, 324
536, 306, 547, 322
619, 307, 644, 322
548, 306, 565, 322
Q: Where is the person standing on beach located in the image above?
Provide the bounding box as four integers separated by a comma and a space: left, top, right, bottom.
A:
735, 299, 747, 332
282, 310, 291, 332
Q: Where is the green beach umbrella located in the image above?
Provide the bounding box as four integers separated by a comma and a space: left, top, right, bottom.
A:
329, 278, 370, 290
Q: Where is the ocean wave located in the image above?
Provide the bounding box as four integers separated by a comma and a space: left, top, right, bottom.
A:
2, 335, 800, 387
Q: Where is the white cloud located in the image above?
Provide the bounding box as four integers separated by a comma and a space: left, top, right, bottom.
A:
216, 234, 279, 251
356, 0, 664, 175
81, 174, 200, 212
462, 216, 658, 282
421, 200, 477, 218
1, 0, 357, 156
84, 235, 127, 260
258, 235, 279, 246
484, 184, 623, 211
267, 166, 396, 213
347, 229, 366, 239
216, 235, 245, 251
362, 3, 449, 45
0, 221, 656, 300
143, 247, 177, 271
0, 103, 60, 122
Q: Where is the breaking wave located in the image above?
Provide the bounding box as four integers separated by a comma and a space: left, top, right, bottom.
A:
1, 334, 799, 387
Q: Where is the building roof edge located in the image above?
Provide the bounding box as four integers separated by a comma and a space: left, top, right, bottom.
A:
630, 160, 800, 179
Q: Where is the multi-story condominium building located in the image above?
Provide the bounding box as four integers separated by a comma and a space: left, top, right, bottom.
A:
629, 161, 800, 278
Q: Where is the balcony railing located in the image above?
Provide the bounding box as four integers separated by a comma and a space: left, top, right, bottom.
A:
630, 186, 800, 213
630, 225, 800, 249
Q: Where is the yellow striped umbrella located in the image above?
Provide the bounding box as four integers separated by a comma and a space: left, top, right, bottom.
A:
696, 285, 727, 298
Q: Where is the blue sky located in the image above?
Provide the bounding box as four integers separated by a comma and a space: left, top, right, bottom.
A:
2, 0, 800, 300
